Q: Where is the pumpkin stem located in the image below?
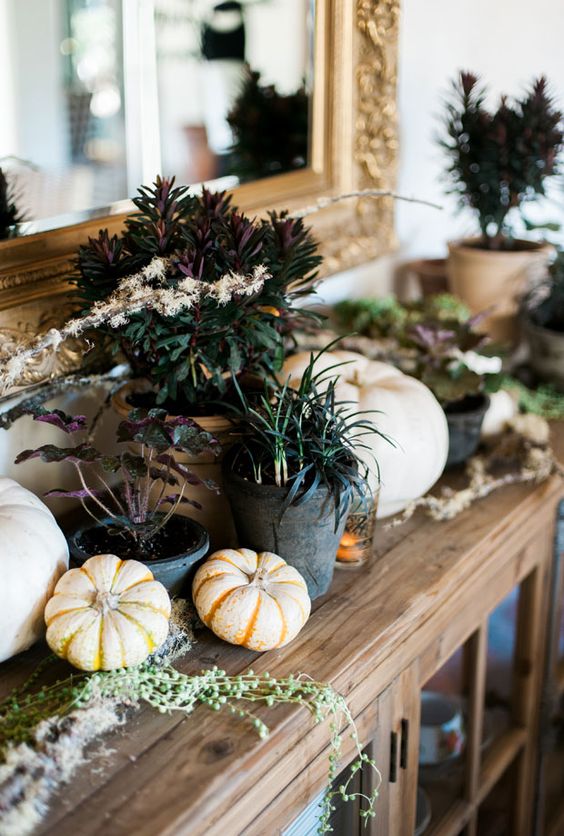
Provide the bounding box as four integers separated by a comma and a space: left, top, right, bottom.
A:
94, 591, 119, 614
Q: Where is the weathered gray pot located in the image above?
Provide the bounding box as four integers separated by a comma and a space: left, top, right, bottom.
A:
444, 394, 490, 468
222, 464, 350, 600
522, 316, 564, 390
68, 515, 209, 597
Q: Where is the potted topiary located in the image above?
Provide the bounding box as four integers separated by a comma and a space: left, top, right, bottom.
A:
73, 177, 321, 544
15, 406, 219, 595
222, 351, 386, 599
441, 72, 562, 341
522, 249, 564, 389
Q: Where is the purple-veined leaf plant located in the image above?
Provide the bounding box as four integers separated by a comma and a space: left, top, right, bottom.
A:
15, 406, 220, 546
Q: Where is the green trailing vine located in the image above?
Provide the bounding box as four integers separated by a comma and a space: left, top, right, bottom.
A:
0, 658, 380, 833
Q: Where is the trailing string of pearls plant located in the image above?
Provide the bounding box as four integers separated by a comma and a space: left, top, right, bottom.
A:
0, 604, 381, 835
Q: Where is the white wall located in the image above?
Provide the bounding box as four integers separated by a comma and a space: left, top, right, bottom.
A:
396, 0, 564, 259
324, 0, 564, 302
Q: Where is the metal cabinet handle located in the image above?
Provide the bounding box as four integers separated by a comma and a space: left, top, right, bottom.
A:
400, 719, 409, 769
389, 731, 398, 783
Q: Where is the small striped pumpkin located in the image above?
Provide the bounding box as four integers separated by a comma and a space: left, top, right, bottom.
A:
45, 554, 171, 671
192, 549, 311, 651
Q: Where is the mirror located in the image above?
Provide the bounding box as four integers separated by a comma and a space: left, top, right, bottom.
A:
0, 0, 314, 234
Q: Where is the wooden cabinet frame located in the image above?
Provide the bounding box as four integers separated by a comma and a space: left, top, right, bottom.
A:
1, 435, 562, 836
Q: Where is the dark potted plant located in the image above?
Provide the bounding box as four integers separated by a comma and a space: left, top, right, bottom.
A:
441, 72, 562, 341
222, 351, 386, 599
227, 67, 309, 182
406, 319, 499, 466
335, 295, 502, 466
0, 167, 24, 239
522, 249, 564, 389
73, 176, 321, 544
15, 407, 219, 595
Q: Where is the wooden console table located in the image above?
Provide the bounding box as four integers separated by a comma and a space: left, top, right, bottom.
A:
2, 428, 563, 836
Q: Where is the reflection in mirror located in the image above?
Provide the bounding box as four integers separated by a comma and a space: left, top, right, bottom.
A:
0, 0, 313, 237
155, 0, 312, 186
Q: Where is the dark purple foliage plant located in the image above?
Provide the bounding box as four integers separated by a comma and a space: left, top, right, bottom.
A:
441, 72, 563, 249
15, 406, 219, 546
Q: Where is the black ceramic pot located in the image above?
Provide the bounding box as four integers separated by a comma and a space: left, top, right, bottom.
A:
222, 458, 350, 600
522, 314, 564, 390
444, 394, 490, 468
68, 515, 209, 597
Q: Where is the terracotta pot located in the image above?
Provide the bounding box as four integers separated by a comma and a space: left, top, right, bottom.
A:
522, 315, 564, 390
447, 238, 552, 343
404, 258, 449, 297
112, 380, 238, 550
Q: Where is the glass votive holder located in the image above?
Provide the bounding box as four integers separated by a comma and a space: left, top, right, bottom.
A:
336, 491, 379, 568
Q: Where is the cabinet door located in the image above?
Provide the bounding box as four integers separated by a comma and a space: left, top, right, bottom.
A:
362, 663, 421, 836
281, 662, 420, 836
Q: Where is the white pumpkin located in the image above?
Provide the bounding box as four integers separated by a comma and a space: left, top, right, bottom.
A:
45, 554, 171, 671
192, 549, 311, 651
282, 351, 449, 518
481, 390, 518, 438
0, 477, 69, 662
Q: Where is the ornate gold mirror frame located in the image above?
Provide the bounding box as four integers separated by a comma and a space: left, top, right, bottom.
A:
0, 0, 399, 394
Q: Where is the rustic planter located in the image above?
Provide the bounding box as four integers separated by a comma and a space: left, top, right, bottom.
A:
522, 315, 564, 390
222, 456, 350, 600
68, 514, 209, 597
447, 238, 552, 343
444, 394, 490, 467
112, 380, 238, 550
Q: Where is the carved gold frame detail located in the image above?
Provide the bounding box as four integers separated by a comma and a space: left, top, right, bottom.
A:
0, 0, 399, 394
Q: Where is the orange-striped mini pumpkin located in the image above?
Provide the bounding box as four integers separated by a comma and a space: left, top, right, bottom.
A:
192, 549, 311, 651
44, 554, 171, 671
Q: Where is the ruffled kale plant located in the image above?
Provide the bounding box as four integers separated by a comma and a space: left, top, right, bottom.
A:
15, 407, 218, 548
0, 167, 24, 239
227, 68, 309, 181
73, 177, 321, 409
441, 72, 563, 249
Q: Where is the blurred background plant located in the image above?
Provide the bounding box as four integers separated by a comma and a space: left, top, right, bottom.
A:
227, 67, 309, 182
0, 167, 25, 239
440, 72, 563, 249
334, 295, 502, 405
524, 248, 564, 331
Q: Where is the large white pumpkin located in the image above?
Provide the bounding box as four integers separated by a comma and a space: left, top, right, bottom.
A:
282, 351, 449, 518
45, 554, 171, 671
0, 477, 69, 662
193, 549, 311, 651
